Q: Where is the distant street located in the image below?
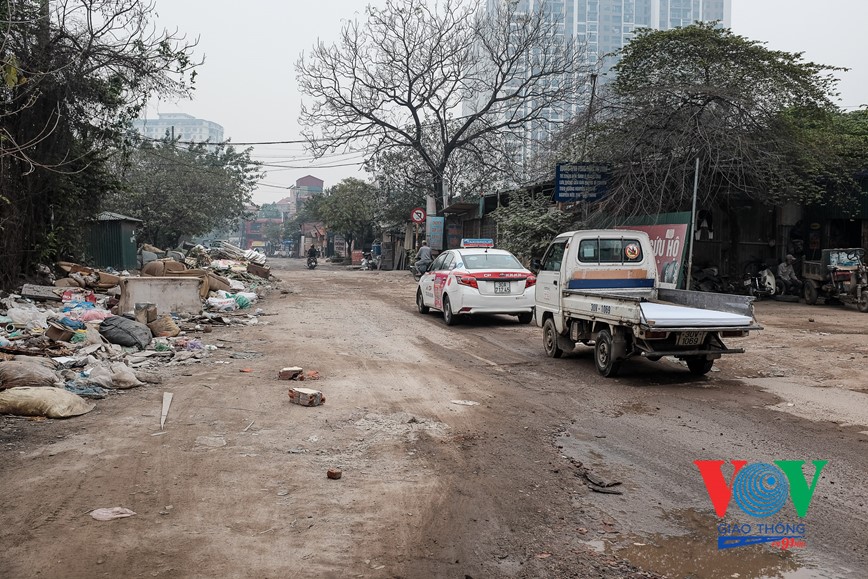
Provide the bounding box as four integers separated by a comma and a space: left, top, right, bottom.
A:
1, 259, 866, 578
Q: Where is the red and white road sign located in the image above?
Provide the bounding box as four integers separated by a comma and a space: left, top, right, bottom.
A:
410, 207, 426, 223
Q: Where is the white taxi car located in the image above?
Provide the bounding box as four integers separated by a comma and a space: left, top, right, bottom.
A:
415, 239, 536, 325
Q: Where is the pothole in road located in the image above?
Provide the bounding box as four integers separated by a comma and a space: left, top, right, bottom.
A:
610, 509, 826, 579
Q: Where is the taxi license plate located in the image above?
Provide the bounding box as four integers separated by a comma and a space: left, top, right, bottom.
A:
494, 281, 511, 294
677, 331, 706, 346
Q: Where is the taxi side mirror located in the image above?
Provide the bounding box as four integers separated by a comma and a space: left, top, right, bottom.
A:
530, 258, 542, 274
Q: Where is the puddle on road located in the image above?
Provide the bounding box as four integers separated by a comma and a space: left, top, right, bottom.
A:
611, 509, 829, 579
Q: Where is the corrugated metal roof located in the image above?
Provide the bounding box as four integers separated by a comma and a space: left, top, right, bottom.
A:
97, 211, 143, 222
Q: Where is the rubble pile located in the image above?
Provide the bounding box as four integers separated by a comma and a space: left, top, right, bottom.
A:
0, 242, 277, 419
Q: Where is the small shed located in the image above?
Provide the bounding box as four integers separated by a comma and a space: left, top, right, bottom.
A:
85, 211, 142, 271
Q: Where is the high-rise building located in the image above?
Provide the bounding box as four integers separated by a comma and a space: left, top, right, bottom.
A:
482, 0, 730, 172
131, 112, 224, 144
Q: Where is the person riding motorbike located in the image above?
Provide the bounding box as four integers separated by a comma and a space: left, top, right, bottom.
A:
413, 240, 433, 275
306, 245, 318, 269
777, 254, 803, 296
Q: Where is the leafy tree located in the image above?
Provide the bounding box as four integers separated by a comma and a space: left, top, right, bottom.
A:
297, 0, 591, 215
492, 188, 578, 262
0, 0, 198, 287
574, 23, 850, 219
263, 222, 283, 247
778, 107, 868, 213
105, 139, 262, 248
307, 178, 379, 248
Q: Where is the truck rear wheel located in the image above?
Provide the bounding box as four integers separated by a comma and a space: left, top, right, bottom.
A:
594, 328, 621, 377
804, 281, 818, 305
686, 356, 714, 375
543, 318, 563, 358
858, 293, 868, 313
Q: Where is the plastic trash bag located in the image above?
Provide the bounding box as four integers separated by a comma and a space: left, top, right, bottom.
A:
99, 316, 151, 349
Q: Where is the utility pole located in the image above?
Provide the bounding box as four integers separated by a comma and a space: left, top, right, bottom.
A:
685, 158, 700, 291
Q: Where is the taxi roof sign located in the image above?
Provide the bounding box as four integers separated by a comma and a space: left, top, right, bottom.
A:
460, 238, 494, 248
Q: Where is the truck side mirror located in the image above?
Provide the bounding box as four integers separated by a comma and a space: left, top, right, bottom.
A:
530, 258, 542, 274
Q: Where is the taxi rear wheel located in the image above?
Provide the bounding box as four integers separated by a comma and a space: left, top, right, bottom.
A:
517, 311, 533, 324
416, 289, 429, 314
442, 295, 457, 326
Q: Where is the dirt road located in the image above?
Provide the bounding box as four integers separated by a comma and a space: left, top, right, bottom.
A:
1, 260, 866, 578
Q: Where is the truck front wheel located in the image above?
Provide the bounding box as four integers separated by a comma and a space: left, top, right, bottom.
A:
594, 328, 621, 377
543, 318, 563, 358
686, 356, 714, 375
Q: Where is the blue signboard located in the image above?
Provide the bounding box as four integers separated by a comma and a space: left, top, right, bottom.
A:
427, 217, 445, 250
554, 162, 611, 202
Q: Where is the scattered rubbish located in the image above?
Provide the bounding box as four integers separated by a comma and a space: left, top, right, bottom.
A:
287, 448, 307, 454
0, 386, 94, 418
535, 552, 552, 559
160, 392, 173, 430
450, 400, 479, 406
243, 420, 255, 432
277, 490, 289, 497
0, 244, 276, 423
64, 383, 108, 399
90, 507, 137, 521
568, 457, 624, 495
288, 387, 325, 407
240, 368, 253, 373
305, 370, 320, 380
327, 468, 342, 480
278, 366, 304, 380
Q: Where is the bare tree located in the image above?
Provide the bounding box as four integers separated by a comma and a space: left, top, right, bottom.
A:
296, 0, 591, 214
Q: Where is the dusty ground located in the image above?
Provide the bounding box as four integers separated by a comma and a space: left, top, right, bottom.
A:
1, 260, 866, 578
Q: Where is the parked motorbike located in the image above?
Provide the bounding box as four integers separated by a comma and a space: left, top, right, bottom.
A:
691, 266, 734, 293
360, 251, 378, 271
306, 256, 318, 270
742, 260, 777, 299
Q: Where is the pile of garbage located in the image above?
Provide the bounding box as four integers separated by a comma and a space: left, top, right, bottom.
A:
0, 241, 277, 419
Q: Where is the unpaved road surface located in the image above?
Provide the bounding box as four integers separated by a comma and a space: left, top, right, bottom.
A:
2, 259, 867, 578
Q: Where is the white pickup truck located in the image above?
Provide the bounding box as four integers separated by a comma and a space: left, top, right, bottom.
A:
533, 229, 761, 377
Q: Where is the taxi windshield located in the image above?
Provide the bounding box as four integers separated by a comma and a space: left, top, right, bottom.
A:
462, 253, 522, 270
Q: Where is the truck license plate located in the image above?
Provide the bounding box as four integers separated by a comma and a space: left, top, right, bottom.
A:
494, 281, 511, 294
677, 331, 706, 346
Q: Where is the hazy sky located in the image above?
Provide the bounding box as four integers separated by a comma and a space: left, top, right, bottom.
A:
146, 1, 868, 205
